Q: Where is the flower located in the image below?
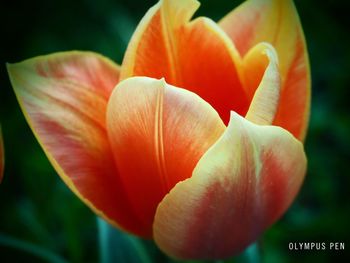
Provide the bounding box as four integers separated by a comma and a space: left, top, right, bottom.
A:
7, 0, 310, 259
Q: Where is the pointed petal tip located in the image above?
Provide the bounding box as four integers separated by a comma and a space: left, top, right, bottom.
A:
259, 42, 279, 64
244, 43, 281, 125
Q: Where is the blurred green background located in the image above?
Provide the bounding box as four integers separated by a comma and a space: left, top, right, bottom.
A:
1, 0, 349, 262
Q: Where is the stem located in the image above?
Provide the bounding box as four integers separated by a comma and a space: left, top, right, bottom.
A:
238, 242, 261, 263
97, 217, 152, 263
97, 217, 110, 263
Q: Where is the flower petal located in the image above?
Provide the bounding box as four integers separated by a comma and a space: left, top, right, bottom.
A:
153, 112, 306, 259
0, 126, 4, 183
220, 0, 311, 140
107, 77, 225, 237
7, 52, 144, 235
121, 0, 248, 124
244, 43, 281, 125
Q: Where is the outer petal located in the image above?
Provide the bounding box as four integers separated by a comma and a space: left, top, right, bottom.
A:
0, 126, 4, 183
107, 77, 225, 237
153, 112, 306, 259
220, 0, 311, 140
121, 0, 248, 124
7, 52, 144, 235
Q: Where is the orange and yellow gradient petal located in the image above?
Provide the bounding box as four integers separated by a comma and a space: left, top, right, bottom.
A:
107, 77, 225, 237
152, 43, 306, 258
7, 52, 145, 235
153, 112, 306, 259
220, 0, 310, 140
121, 0, 248, 124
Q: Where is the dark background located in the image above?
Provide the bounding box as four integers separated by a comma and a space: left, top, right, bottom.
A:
1, 0, 349, 262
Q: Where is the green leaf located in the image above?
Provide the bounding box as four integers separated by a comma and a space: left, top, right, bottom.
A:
0, 233, 68, 263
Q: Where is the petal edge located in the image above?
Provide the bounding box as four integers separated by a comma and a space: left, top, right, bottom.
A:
153, 112, 306, 259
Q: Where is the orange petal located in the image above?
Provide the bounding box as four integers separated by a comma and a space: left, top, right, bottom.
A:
107, 77, 225, 237
220, 0, 311, 140
244, 43, 281, 125
153, 112, 306, 259
121, 0, 248, 124
0, 126, 4, 183
7, 52, 145, 235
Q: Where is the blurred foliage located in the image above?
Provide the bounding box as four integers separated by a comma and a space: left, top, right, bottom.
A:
0, 0, 350, 262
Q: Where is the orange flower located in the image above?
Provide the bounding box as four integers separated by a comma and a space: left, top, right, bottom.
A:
7, 0, 310, 259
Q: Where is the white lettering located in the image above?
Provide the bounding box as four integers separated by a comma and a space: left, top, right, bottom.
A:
288, 242, 294, 250
288, 242, 333, 251
329, 242, 345, 250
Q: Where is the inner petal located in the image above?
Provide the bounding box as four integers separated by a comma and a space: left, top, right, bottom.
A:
121, 0, 249, 125
244, 43, 281, 125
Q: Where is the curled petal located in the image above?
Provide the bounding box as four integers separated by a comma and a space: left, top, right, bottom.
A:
245, 43, 281, 125
107, 77, 225, 237
0, 126, 4, 183
220, 0, 311, 140
153, 112, 306, 259
121, 0, 248, 124
7, 52, 144, 235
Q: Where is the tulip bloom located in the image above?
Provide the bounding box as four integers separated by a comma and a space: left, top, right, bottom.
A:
7, 0, 310, 259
